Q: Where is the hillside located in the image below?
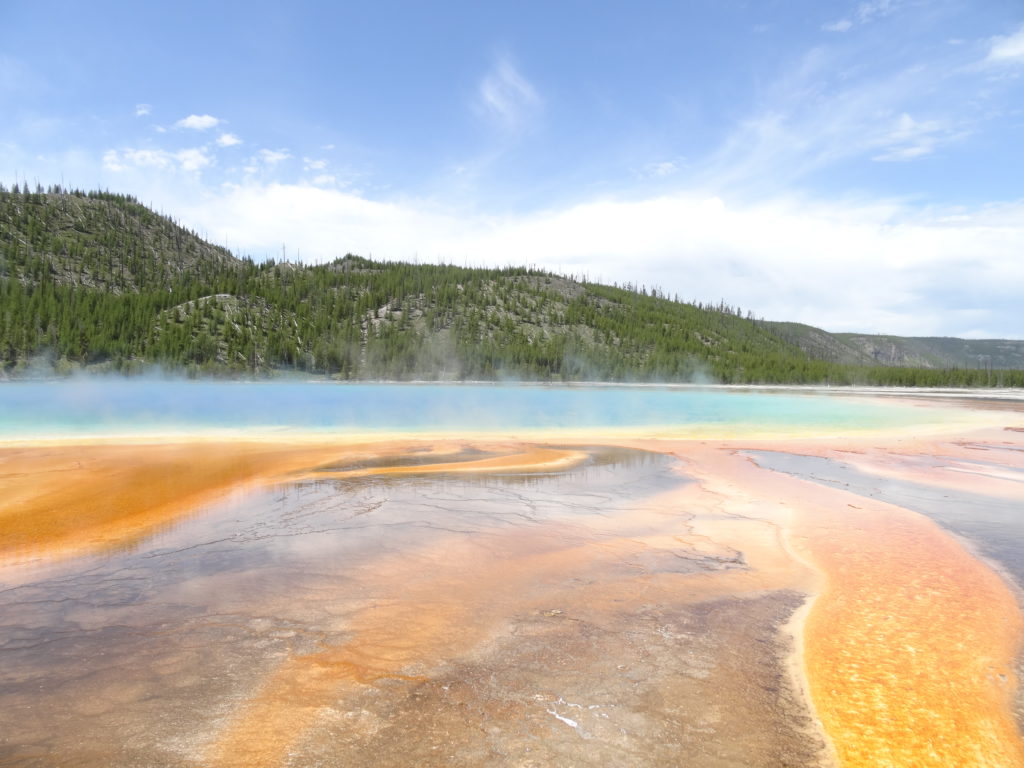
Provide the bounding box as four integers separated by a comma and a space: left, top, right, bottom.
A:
763, 322, 878, 366
766, 322, 1024, 371
1, 185, 1021, 387
0, 185, 238, 292
833, 334, 1024, 370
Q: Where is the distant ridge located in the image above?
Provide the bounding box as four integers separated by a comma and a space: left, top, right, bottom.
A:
1, 184, 1021, 387
766, 322, 1024, 371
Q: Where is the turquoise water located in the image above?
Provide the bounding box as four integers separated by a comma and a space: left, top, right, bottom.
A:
0, 381, 938, 439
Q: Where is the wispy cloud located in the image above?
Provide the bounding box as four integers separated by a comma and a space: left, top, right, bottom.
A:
871, 112, 962, 161
637, 160, 682, 179
176, 148, 211, 172
823, 19, 853, 33
241, 148, 292, 175
175, 114, 221, 131
166, 182, 1024, 337
476, 57, 541, 132
985, 25, 1024, 65
823, 0, 901, 33
301, 158, 333, 186
102, 149, 167, 171
696, 44, 980, 194
103, 147, 211, 173
216, 132, 241, 147
7, 7, 1022, 340
134, 103, 151, 117
258, 148, 290, 164
856, 0, 899, 24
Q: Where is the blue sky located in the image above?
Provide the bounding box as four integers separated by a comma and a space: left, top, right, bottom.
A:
2, 0, 1024, 337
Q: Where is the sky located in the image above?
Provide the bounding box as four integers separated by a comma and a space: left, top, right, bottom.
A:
2, 0, 1023, 338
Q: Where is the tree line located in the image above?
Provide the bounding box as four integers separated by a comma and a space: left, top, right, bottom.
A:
1, 186, 1021, 387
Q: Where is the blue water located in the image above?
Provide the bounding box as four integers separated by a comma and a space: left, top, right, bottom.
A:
0, 381, 938, 439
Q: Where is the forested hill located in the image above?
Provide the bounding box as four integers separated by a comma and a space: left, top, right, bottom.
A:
767, 322, 1024, 372
1, 185, 1021, 387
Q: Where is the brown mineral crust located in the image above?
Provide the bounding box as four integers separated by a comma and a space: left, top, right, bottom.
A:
5, 418, 1024, 768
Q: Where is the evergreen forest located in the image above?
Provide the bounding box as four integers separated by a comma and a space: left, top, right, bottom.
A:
2, 185, 1022, 387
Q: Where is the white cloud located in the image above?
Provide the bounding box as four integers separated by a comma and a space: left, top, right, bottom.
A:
856, 0, 897, 23
823, 0, 899, 33
216, 132, 242, 147
477, 57, 541, 132
101, 150, 128, 172
135, 103, 151, 117
823, 19, 853, 33
175, 114, 221, 131
696, 44, 981, 192
176, 148, 211, 172
102, 146, 211, 173
19, 12, 1023, 341
258, 148, 291, 165
240, 148, 293, 176
166, 183, 1024, 338
638, 161, 680, 179
986, 25, 1024, 65
871, 112, 957, 162
103, 148, 170, 171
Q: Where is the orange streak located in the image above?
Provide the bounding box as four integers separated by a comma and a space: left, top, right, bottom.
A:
203, 526, 586, 767
799, 496, 1024, 767
635, 438, 1024, 767
0, 440, 449, 564
9, 429, 1024, 766
0, 439, 584, 565
204, 447, 817, 768
309, 446, 588, 478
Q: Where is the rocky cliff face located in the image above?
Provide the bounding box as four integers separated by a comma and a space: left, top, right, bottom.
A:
834, 334, 1024, 370
765, 321, 1024, 372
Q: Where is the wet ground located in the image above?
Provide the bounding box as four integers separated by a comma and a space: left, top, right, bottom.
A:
749, 446, 1024, 585
5, 402, 1024, 768
750, 438, 1024, 735
0, 445, 825, 767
